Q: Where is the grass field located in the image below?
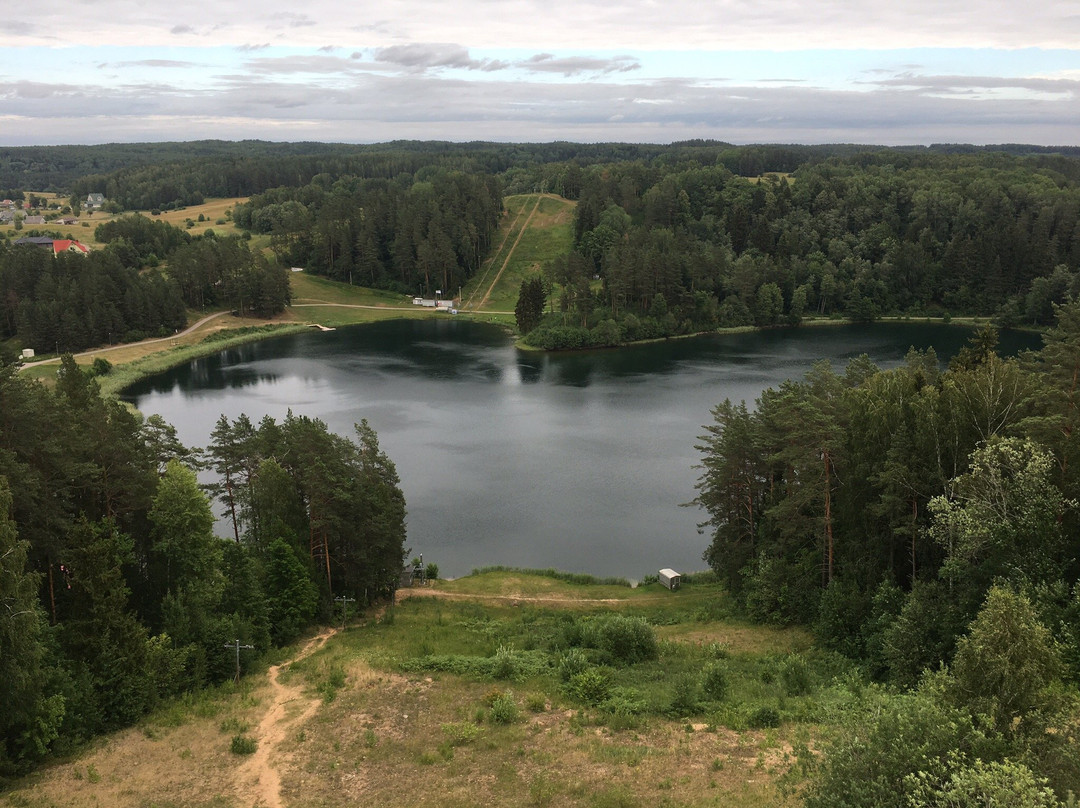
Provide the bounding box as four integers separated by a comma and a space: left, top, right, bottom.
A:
462, 194, 575, 314
0, 196, 249, 248
0, 570, 830, 808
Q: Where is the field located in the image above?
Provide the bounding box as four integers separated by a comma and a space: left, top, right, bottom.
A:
462, 194, 575, 314
0, 195, 249, 247
0, 571, 836, 808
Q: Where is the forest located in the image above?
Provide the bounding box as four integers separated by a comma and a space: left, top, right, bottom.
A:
0, 357, 407, 773
0, 217, 290, 353
694, 318, 1080, 804
519, 151, 1080, 348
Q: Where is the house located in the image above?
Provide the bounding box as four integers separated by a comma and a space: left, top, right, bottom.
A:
0, 199, 13, 209
86, 193, 105, 210
0, 210, 13, 223
13, 237, 90, 256
22, 215, 45, 225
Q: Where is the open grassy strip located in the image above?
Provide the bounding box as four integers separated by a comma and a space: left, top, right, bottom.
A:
461, 194, 536, 311
477, 195, 575, 313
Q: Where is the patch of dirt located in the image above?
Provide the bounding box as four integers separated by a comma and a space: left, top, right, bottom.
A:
234, 628, 337, 808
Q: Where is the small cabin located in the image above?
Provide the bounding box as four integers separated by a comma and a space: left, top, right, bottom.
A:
658, 568, 681, 591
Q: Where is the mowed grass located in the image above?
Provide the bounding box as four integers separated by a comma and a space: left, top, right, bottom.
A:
463, 194, 575, 314
1, 571, 831, 808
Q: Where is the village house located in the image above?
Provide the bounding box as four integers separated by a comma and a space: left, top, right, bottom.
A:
14, 236, 90, 256
85, 192, 105, 210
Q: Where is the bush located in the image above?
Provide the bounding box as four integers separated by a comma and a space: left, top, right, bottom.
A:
230, 734, 257, 754
425, 562, 439, 581
746, 706, 781, 729
668, 674, 700, 717
701, 661, 730, 701
568, 669, 610, 705
91, 357, 113, 376
556, 648, 589, 681
595, 616, 658, 665
780, 654, 812, 696
488, 692, 520, 725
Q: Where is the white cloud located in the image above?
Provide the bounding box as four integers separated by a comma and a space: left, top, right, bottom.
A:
2, 0, 1077, 50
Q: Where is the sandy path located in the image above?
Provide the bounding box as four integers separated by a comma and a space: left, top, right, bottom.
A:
235, 628, 337, 808
19, 310, 230, 370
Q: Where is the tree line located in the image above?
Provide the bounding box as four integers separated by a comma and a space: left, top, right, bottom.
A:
0, 358, 406, 773
0, 215, 290, 353
232, 168, 502, 295
519, 151, 1080, 349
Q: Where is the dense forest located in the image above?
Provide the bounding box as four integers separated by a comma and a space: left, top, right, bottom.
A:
694, 319, 1080, 803
0, 358, 406, 773
521, 152, 1080, 348
232, 168, 502, 295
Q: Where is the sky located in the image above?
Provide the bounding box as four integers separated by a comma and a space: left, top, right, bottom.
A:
2, 0, 1078, 147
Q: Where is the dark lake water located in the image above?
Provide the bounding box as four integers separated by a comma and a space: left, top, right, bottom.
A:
122, 320, 1041, 580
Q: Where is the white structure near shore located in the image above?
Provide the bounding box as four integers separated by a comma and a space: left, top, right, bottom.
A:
658, 569, 682, 590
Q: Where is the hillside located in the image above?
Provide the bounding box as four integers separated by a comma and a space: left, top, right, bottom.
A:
1, 571, 818, 808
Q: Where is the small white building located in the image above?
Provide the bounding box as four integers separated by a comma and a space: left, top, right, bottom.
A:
658, 568, 682, 591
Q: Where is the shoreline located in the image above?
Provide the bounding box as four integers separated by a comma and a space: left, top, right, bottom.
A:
17, 303, 1037, 399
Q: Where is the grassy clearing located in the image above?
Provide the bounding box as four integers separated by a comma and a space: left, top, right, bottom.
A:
462, 194, 575, 314
0, 571, 829, 808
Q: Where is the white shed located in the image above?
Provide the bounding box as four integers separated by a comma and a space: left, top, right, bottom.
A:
658, 568, 682, 590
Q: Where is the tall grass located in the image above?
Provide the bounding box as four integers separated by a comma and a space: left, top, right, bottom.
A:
469, 566, 633, 588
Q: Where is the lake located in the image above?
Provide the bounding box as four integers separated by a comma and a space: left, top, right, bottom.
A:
122, 320, 1040, 580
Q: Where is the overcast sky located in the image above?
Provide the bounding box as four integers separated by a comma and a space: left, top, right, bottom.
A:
2, 0, 1078, 146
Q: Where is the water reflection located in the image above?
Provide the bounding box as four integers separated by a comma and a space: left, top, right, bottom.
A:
123, 319, 1042, 579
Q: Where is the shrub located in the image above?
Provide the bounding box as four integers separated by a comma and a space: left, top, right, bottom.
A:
556, 648, 589, 681
441, 722, 481, 747
701, 661, 730, 701
230, 734, 257, 754
425, 562, 439, 580
595, 616, 658, 665
493, 645, 519, 680
668, 674, 700, 717
488, 692, 520, 725
746, 706, 781, 729
780, 654, 812, 696
568, 669, 610, 705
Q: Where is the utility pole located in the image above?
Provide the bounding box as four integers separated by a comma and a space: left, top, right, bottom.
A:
224, 639, 254, 684
334, 595, 356, 630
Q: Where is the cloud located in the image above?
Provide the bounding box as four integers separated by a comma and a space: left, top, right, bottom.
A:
237, 43, 270, 52
6, 21, 38, 36
170, 25, 195, 35
519, 54, 640, 77
115, 60, 201, 69
864, 72, 1080, 96
240, 55, 371, 76
373, 43, 508, 72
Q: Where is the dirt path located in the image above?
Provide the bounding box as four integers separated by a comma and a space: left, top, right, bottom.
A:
19, 310, 230, 370
461, 197, 530, 311
235, 628, 337, 808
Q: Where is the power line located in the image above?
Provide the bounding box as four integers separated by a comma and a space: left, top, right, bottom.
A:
224, 638, 254, 683
334, 595, 356, 630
